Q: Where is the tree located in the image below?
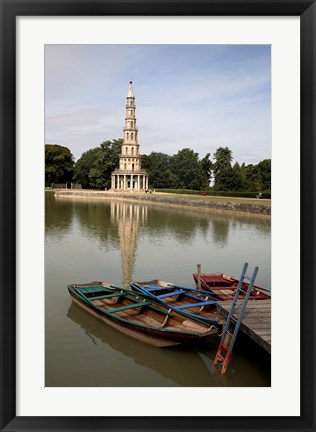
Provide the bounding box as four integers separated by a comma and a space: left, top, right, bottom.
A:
199, 153, 213, 189
215, 162, 244, 191
244, 164, 262, 192
141, 152, 173, 189
213, 147, 233, 189
73, 147, 102, 189
73, 139, 122, 189
258, 159, 271, 191
89, 139, 122, 189
170, 148, 201, 190
45, 144, 74, 187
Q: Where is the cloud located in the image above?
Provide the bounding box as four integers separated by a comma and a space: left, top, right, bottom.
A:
45, 44, 271, 164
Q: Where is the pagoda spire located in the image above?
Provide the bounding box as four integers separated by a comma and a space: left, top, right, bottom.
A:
128, 80, 134, 97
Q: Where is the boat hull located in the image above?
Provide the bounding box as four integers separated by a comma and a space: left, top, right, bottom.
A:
192, 273, 270, 301
68, 283, 218, 348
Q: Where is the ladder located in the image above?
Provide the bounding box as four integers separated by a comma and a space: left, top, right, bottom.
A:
214, 263, 259, 374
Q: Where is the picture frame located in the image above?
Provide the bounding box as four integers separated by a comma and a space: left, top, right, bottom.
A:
0, 0, 315, 431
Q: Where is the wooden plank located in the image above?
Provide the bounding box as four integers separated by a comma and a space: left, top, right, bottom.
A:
218, 301, 271, 311
216, 299, 271, 353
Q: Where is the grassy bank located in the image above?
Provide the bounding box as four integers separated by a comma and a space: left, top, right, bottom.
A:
54, 189, 271, 216
154, 191, 271, 206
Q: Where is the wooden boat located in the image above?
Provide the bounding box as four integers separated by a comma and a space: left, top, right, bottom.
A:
67, 281, 218, 348
192, 272, 271, 301
130, 279, 222, 325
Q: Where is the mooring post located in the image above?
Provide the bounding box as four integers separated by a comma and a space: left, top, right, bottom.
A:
197, 264, 201, 290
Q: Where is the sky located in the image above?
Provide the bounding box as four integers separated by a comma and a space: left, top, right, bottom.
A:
45, 44, 271, 164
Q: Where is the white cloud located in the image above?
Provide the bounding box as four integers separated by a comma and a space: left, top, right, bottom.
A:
45, 44, 271, 164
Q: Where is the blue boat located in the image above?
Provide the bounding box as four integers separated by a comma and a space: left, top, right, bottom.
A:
130, 279, 221, 325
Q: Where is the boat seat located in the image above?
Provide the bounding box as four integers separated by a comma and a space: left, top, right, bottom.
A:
80, 286, 105, 294
157, 290, 185, 299
186, 293, 218, 303
146, 287, 171, 292
184, 292, 211, 302
89, 292, 125, 301
177, 300, 216, 310
108, 301, 150, 314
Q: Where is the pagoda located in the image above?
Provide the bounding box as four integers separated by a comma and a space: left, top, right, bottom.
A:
111, 81, 148, 191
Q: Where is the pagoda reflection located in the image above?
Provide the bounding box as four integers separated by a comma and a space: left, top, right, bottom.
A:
110, 200, 147, 287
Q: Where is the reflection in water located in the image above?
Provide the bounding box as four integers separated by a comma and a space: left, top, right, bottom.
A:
45, 192, 73, 238
211, 218, 230, 247
111, 202, 147, 286
46, 193, 271, 387
50, 194, 270, 290
67, 302, 228, 387
52, 194, 270, 259
65, 302, 270, 387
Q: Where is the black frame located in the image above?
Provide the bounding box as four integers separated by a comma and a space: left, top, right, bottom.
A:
0, 1, 315, 431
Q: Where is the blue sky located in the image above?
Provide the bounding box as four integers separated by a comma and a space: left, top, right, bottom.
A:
45, 44, 271, 164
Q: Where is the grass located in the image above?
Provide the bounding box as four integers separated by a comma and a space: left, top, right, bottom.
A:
154, 191, 271, 206
54, 188, 271, 208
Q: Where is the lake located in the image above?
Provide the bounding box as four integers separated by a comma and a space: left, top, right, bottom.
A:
45, 191, 271, 387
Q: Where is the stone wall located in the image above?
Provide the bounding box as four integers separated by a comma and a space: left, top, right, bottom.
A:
54, 190, 271, 216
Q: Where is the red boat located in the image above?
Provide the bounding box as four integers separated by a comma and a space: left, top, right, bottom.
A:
192, 272, 270, 301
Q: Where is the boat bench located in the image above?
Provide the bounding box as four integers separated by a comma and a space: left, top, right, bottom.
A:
108, 301, 151, 314
146, 286, 172, 292
177, 300, 216, 309
131, 284, 169, 293
184, 292, 217, 302
79, 286, 105, 294
89, 292, 125, 301
157, 290, 185, 299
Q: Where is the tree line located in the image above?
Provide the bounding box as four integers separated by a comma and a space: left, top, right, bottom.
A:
45, 142, 271, 193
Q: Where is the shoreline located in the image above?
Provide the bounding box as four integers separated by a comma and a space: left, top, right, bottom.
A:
53, 189, 271, 217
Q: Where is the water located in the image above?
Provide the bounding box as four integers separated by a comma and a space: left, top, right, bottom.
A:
45, 191, 271, 387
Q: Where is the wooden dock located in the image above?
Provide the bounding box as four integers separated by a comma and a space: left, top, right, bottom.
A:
216, 300, 271, 353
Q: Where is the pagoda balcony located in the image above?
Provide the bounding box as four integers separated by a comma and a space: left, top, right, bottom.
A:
112, 168, 148, 175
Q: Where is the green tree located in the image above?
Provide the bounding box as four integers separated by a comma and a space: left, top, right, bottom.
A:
216, 162, 244, 191
141, 152, 173, 188
73, 139, 122, 189
73, 147, 101, 189
45, 144, 74, 187
244, 164, 262, 192
258, 159, 271, 191
199, 153, 213, 190
170, 148, 201, 190
213, 147, 233, 189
